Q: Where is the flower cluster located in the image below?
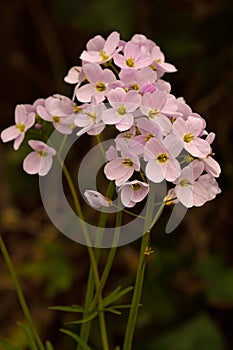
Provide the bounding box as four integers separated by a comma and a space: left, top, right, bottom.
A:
1, 32, 221, 209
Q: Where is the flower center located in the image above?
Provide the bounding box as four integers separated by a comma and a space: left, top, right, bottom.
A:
86, 112, 97, 122
131, 84, 139, 90
122, 159, 133, 167
131, 183, 141, 191
16, 123, 25, 132
157, 153, 169, 163
179, 178, 191, 187
183, 133, 194, 143
52, 116, 61, 123
38, 150, 48, 158
95, 82, 106, 92
145, 134, 153, 142
99, 50, 109, 61
126, 57, 135, 67
148, 109, 159, 119
74, 105, 82, 113
117, 105, 127, 116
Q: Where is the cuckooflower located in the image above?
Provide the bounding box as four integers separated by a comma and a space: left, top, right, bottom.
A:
120, 180, 149, 207
80, 31, 120, 63
23, 140, 56, 176
75, 102, 106, 136
102, 87, 141, 131
114, 41, 153, 70
76, 63, 116, 103
37, 95, 76, 134
174, 161, 211, 208
173, 116, 211, 158
1, 105, 35, 150
144, 137, 181, 183
84, 190, 112, 209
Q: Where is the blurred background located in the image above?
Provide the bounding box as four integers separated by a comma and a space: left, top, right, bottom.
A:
0, 0, 232, 349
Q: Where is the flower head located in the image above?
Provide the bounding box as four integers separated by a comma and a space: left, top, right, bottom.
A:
1, 105, 35, 150
23, 140, 56, 176
120, 180, 149, 207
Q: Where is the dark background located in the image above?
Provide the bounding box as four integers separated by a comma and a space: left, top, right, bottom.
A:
0, 0, 232, 349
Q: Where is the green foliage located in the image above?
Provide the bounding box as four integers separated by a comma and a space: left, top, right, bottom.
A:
60, 329, 92, 349
198, 256, 233, 303
0, 339, 23, 350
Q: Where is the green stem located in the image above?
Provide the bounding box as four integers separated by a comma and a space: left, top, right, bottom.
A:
0, 233, 45, 350
56, 155, 109, 350
123, 188, 164, 350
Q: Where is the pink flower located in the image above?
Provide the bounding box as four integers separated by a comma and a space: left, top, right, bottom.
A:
173, 116, 211, 158
75, 103, 106, 136
80, 31, 120, 63
144, 137, 181, 183
119, 67, 157, 93
23, 140, 56, 176
104, 142, 140, 186
133, 117, 162, 146
174, 161, 209, 208
140, 91, 174, 135
64, 66, 83, 84
151, 45, 177, 76
75, 63, 116, 103
84, 190, 112, 209
201, 133, 221, 177
1, 105, 35, 150
120, 180, 149, 207
114, 41, 153, 70
198, 174, 221, 201
102, 87, 141, 131
37, 95, 76, 134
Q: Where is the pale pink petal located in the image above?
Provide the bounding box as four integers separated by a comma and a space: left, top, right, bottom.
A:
86, 35, 105, 51
37, 105, 52, 121
75, 84, 96, 103
15, 105, 26, 124
186, 116, 204, 136
1, 126, 19, 142
13, 134, 24, 150
80, 51, 101, 62
121, 185, 133, 207
185, 138, 211, 158
102, 109, 120, 124
192, 181, 209, 207
104, 31, 120, 54
23, 152, 41, 174
113, 54, 127, 69
175, 185, 193, 208
203, 157, 221, 177
164, 159, 181, 182
145, 160, 164, 183
39, 156, 53, 176
163, 134, 183, 157
83, 63, 102, 83
102, 68, 116, 83
64, 66, 81, 84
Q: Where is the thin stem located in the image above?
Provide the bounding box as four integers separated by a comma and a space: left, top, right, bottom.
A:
0, 233, 45, 350
123, 187, 164, 350
56, 153, 109, 350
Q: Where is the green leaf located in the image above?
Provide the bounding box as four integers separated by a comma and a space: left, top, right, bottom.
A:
0, 338, 23, 350
103, 286, 133, 308
45, 341, 55, 350
17, 323, 38, 350
198, 256, 233, 303
49, 304, 86, 313
60, 329, 93, 350
65, 311, 99, 325
153, 314, 225, 350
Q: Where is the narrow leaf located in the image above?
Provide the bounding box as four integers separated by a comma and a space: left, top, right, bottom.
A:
103, 286, 133, 307
45, 341, 55, 350
49, 305, 86, 313
60, 329, 92, 350
65, 311, 98, 325
17, 323, 38, 350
